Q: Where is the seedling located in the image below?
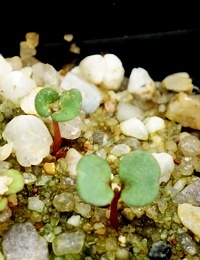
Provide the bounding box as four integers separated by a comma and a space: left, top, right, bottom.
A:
76, 150, 161, 230
35, 87, 82, 157
0, 169, 24, 211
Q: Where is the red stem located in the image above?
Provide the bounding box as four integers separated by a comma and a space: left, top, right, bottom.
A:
52, 120, 62, 156
109, 189, 121, 231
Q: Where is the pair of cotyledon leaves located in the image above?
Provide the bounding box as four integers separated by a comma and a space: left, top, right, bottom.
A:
35, 87, 82, 122
76, 150, 161, 207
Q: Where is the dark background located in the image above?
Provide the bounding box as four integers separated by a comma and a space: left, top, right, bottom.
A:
1, 1, 200, 85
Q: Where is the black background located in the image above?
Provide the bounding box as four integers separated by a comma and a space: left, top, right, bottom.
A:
1, 1, 200, 85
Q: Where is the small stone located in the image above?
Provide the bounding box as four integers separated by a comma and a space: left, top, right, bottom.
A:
148, 241, 172, 260
165, 92, 200, 130
178, 203, 200, 239
127, 67, 156, 100
143, 116, 165, 134
52, 230, 85, 256
178, 135, 200, 156
52, 192, 74, 212
177, 232, 198, 255
28, 197, 45, 213
120, 117, 148, 140
116, 102, 145, 122
152, 152, 175, 184
2, 222, 49, 260
110, 144, 131, 157
60, 68, 103, 114
162, 72, 193, 92
65, 148, 82, 177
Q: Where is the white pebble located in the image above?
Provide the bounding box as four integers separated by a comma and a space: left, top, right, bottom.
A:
0, 54, 12, 76
2, 115, 53, 167
79, 53, 124, 90
20, 87, 43, 115
0, 71, 37, 104
65, 148, 82, 177
143, 116, 165, 134
67, 215, 81, 227
120, 117, 148, 140
110, 144, 131, 157
60, 68, 103, 114
178, 203, 200, 239
0, 142, 13, 162
127, 67, 155, 100
116, 102, 145, 122
152, 152, 175, 184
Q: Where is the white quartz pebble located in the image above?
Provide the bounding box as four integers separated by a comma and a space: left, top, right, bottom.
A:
0, 142, 13, 162
0, 71, 37, 104
65, 148, 83, 177
152, 152, 175, 184
143, 116, 165, 134
116, 102, 145, 122
79, 53, 125, 90
60, 67, 103, 114
20, 87, 43, 115
0, 54, 12, 76
2, 115, 53, 167
127, 67, 156, 100
178, 203, 200, 239
120, 117, 148, 140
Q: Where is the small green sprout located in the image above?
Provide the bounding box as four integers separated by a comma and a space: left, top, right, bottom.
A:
76, 150, 161, 230
0, 169, 24, 211
35, 87, 82, 156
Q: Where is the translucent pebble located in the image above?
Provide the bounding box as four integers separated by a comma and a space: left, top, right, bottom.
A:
52, 192, 74, 212
28, 197, 44, 213
110, 144, 131, 157
2, 115, 53, 167
2, 222, 49, 260
143, 116, 165, 134
58, 115, 84, 140
120, 117, 148, 140
116, 102, 145, 122
177, 232, 198, 255
0, 71, 37, 104
52, 230, 85, 255
178, 135, 200, 156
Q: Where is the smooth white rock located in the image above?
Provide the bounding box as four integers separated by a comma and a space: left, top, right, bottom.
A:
79, 53, 124, 90
152, 152, 175, 184
2, 115, 53, 167
0, 71, 37, 104
0, 142, 13, 162
65, 148, 83, 176
60, 68, 103, 114
178, 203, 200, 239
116, 102, 145, 122
0, 54, 12, 76
120, 117, 148, 140
143, 116, 165, 134
20, 87, 43, 115
127, 67, 155, 100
